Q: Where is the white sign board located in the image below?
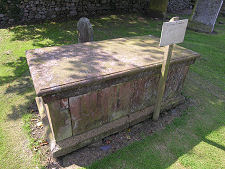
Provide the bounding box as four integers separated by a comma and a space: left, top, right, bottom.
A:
159, 19, 188, 47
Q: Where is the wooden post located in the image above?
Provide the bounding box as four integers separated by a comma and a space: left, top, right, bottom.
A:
153, 17, 179, 121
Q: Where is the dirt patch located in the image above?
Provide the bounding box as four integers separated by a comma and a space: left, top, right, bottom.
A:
29, 98, 194, 168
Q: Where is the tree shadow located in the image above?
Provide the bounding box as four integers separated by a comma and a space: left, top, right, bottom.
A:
4, 71, 35, 121
0, 57, 28, 85
203, 138, 225, 151
8, 14, 160, 48
25, 35, 166, 99
1, 14, 161, 88
8, 21, 78, 47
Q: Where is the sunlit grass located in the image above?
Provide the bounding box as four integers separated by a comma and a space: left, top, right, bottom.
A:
0, 14, 224, 168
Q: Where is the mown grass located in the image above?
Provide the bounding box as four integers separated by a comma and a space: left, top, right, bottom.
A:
0, 14, 224, 168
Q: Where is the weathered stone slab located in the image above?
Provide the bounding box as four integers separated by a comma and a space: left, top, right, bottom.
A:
45, 99, 72, 142
189, 0, 224, 33
26, 35, 199, 99
35, 97, 53, 141
67, 61, 189, 137
69, 92, 108, 136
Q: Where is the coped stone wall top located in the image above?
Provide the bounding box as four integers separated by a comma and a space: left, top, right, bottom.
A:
26, 35, 199, 97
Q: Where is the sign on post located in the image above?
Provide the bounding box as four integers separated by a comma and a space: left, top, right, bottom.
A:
160, 19, 188, 47
153, 17, 188, 121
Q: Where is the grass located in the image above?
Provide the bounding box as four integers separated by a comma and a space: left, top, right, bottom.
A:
0, 14, 225, 168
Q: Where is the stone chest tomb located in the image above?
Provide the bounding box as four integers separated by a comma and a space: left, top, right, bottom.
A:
26, 35, 199, 157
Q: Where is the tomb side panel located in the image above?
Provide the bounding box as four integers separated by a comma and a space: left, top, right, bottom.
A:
68, 60, 193, 137
69, 75, 159, 136
45, 99, 72, 142
164, 62, 190, 100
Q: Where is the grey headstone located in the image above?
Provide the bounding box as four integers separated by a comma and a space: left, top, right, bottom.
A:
77, 17, 94, 43
189, 0, 224, 33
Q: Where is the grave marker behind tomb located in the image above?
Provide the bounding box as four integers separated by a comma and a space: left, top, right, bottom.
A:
77, 17, 94, 43
189, 0, 224, 33
153, 17, 189, 121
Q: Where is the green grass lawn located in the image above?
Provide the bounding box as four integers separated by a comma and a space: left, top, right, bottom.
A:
0, 14, 224, 169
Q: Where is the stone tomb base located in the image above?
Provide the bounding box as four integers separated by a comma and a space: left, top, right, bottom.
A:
38, 95, 185, 157
27, 36, 200, 157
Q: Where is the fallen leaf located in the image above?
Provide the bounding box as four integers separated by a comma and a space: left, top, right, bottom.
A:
126, 135, 131, 140
36, 121, 43, 127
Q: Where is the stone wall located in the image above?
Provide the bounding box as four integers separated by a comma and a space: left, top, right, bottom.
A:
0, 0, 149, 26
167, 0, 191, 13
0, 0, 199, 26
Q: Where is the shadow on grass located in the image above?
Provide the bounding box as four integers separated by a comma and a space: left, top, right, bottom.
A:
4, 14, 225, 168
8, 14, 161, 47
1, 14, 161, 87
5, 71, 35, 120
203, 138, 225, 151
0, 21, 77, 86
0, 57, 28, 85
8, 21, 78, 47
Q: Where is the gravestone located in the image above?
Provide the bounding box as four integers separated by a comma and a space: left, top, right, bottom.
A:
77, 17, 94, 43
189, 0, 224, 33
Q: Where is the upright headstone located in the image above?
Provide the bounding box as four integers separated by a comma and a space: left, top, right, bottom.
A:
189, 0, 224, 33
77, 17, 94, 43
